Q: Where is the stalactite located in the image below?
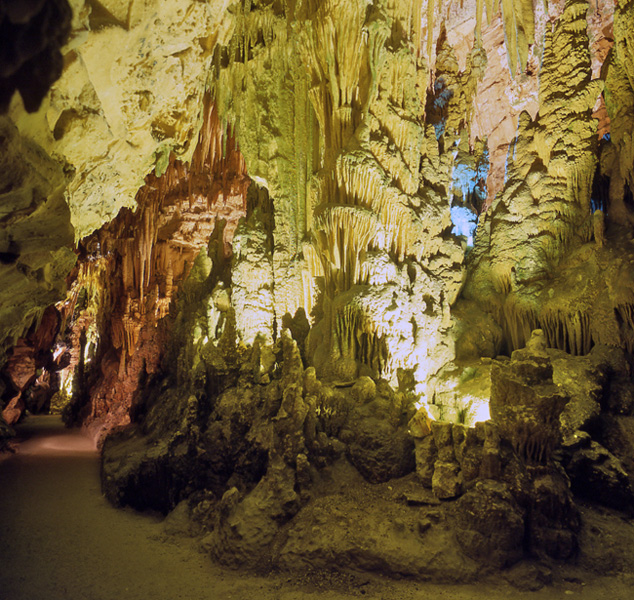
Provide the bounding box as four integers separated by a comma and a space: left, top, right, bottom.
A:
465, 0, 606, 356
499, 298, 538, 352
55, 94, 250, 434
299, 0, 367, 159
539, 308, 592, 356
616, 303, 634, 354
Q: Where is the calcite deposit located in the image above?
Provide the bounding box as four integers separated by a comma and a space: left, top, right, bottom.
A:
2, 0, 634, 591
53, 96, 248, 440
9, 0, 232, 240
463, 0, 632, 357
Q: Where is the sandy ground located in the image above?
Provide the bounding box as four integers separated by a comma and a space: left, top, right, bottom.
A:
1, 415, 633, 600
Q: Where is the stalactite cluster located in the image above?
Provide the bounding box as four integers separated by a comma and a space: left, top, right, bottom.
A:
54, 98, 249, 437
464, 0, 618, 355
4, 0, 634, 588
209, 0, 489, 396
603, 0, 634, 227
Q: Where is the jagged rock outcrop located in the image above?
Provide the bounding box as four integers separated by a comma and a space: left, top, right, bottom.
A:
55, 98, 248, 440
3, 0, 634, 588
0, 306, 66, 424
9, 0, 233, 240
0, 117, 75, 369
101, 233, 476, 579
463, 0, 629, 355
101, 226, 634, 583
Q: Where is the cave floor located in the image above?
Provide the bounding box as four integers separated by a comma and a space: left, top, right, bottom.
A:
0, 416, 631, 600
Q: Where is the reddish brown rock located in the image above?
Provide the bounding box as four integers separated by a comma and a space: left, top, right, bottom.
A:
57, 98, 250, 441
1, 305, 63, 421
6, 342, 37, 391
2, 393, 24, 426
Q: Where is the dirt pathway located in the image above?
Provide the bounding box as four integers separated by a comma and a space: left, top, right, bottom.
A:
0, 415, 631, 600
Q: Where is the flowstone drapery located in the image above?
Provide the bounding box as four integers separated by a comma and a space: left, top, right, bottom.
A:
464, 0, 611, 355
210, 0, 487, 398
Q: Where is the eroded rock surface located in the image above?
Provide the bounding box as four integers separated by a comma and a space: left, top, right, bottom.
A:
100, 233, 634, 583
0, 117, 75, 367
54, 98, 248, 440
10, 0, 233, 240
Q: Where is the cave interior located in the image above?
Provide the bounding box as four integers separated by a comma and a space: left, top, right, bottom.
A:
2, 0, 634, 591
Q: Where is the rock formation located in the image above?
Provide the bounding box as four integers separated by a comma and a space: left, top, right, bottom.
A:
47, 95, 249, 440
463, 0, 633, 358
0, 117, 75, 368
2, 0, 634, 591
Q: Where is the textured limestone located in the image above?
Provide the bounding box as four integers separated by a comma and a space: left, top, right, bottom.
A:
9, 0, 232, 240
55, 98, 248, 439
465, 0, 610, 353
0, 117, 75, 366
454, 480, 525, 568
4, 0, 634, 586
231, 207, 275, 345
1, 306, 62, 415
210, 0, 485, 395
490, 349, 568, 465
603, 0, 634, 227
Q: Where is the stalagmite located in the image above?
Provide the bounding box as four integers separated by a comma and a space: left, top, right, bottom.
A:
464, 0, 608, 354
49, 95, 249, 436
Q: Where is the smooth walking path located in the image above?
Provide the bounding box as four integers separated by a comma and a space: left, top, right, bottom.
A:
0, 416, 226, 600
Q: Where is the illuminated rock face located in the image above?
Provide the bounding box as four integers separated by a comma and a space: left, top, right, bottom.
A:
8, 0, 232, 241
463, 0, 634, 355
211, 0, 488, 396
55, 98, 248, 439
0, 0, 620, 392
5, 0, 634, 584
232, 206, 276, 345
0, 0, 234, 379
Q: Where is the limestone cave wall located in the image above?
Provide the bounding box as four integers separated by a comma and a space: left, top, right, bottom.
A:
2, 0, 634, 587
53, 95, 249, 439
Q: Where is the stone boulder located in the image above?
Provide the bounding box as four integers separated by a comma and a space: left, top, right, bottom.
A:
490, 352, 568, 465
204, 458, 300, 569
528, 470, 580, 560
454, 480, 525, 569
344, 382, 415, 483
562, 437, 634, 512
